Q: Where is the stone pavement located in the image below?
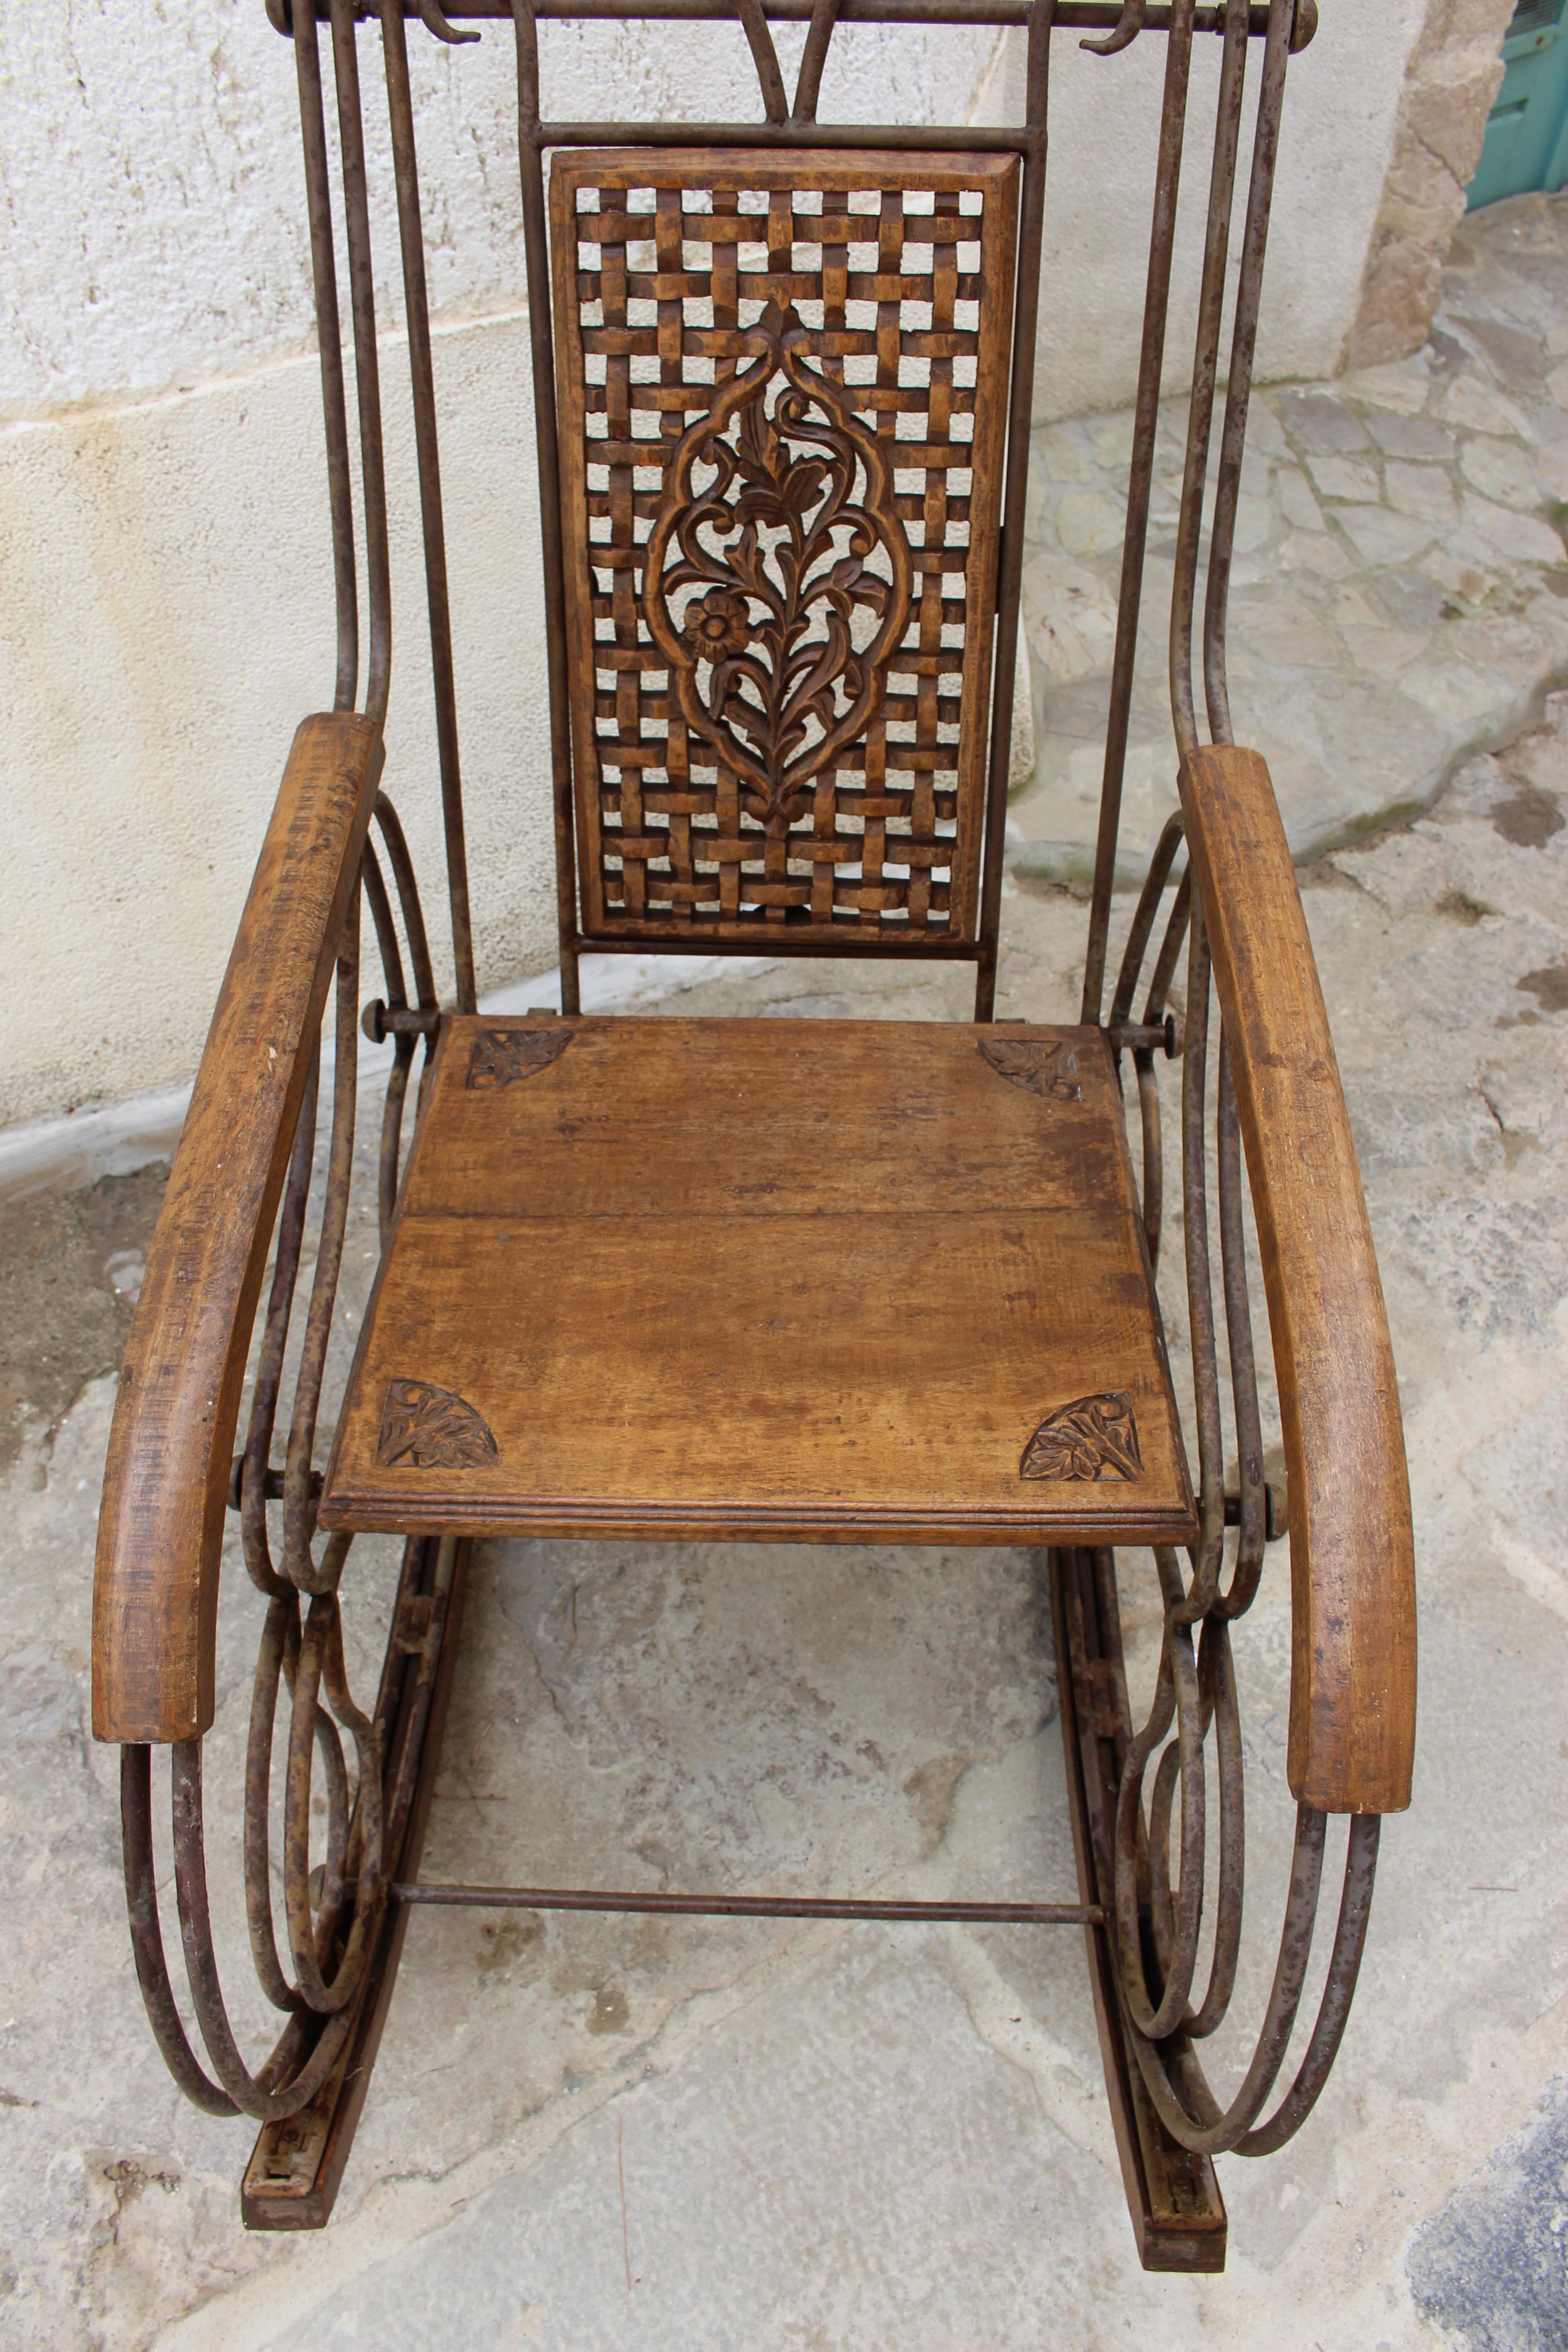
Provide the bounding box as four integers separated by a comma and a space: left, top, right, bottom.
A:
3, 191, 1568, 2352
1013, 187, 1568, 890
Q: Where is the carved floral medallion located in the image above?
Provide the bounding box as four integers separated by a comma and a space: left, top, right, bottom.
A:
467, 1028, 572, 1090
1020, 1391, 1143, 1482
376, 1380, 499, 1470
643, 301, 913, 831
978, 1037, 1082, 1102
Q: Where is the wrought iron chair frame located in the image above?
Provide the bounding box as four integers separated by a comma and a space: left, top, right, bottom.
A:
92, 0, 1416, 2274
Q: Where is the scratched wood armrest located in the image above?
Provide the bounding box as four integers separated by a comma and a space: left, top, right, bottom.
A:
92, 714, 384, 1745
1178, 745, 1416, 1816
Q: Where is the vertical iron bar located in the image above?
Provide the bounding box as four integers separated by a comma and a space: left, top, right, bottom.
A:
1203, 0, 1290, 745
381, 0, 480, 1009
1079, 0, 1194, 1024
1168, 0, 1248, 758
328, 0, 394, 725
511, 0, 583, 1013
294, 0, 361, 711
974, 0, 1054, 1021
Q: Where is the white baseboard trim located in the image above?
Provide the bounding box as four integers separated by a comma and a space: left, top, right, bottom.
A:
0, 950, 775, 1205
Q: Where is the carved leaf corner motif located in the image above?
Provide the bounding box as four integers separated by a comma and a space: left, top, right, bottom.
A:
466, 1028, 572, 1090
1020, 1392, 1143, 1483
376, 1380, 499, 1471
978, 1037, 1082, 1102
642, 299, 913, 832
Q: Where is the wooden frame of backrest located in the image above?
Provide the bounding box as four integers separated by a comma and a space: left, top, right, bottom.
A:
548, 148, 1021, 951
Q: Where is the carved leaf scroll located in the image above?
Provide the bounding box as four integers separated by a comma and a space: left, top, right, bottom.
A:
643, 301, 913, 833
467, 1029, 572, 1090
979, 1037, 1082, 1102
376, 1381, 499, 1471
1020, 1392, 1143, 1483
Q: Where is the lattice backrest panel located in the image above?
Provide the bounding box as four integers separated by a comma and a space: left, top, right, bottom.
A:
550, 151, 1021, 943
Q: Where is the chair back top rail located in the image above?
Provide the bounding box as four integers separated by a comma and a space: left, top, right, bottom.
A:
279, 2, 1310, 34
273, 0, 1313, 1014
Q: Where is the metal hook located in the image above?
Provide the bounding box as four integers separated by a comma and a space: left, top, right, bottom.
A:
415, 0, 480, 45
1081, 0, 1145, 54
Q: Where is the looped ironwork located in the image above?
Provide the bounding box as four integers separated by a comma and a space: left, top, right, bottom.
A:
1099, 848, 1384, 2159
121, 775, 445, 2124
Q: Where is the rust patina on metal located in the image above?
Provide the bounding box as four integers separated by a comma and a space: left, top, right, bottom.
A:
98, 0, 1411, 2275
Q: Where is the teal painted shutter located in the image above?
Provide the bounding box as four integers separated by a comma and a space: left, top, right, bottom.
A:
1469, 0, 1568, 208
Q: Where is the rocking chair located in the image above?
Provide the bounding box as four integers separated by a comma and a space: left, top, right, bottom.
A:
92, 0, 1416, 2273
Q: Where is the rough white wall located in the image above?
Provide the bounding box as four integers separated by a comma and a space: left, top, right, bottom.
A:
0, 1, 1431, 1126
0, 6, 992, 420
970, 2, 1430, 421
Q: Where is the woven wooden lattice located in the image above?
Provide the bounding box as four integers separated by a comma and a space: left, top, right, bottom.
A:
551, 151, 1020, 942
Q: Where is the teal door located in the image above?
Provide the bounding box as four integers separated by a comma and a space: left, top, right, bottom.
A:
1469, 0, 1568, 209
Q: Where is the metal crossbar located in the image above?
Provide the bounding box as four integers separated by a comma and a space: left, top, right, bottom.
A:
395, 1882, 1101, 1922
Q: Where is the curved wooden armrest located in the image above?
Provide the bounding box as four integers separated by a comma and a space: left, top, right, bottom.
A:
92, 714, 383, 1744
1178, 745, 1416, 1815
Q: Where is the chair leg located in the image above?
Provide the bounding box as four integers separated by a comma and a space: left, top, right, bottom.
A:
240, 1538, 471, 2230
1050, 1548, 1227, 2274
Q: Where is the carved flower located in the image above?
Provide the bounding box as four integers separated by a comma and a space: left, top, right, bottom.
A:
681, 588, 751, 662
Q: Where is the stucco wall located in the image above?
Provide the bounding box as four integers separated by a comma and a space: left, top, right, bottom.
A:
971, 2, 1434, 419
0, 0, 1451, 1127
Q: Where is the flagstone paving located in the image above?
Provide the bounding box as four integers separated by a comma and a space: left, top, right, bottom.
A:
1012, 187, 1568, 891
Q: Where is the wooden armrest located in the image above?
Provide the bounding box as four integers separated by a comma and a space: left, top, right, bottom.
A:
92, 714, 383, 1744
1178, 745, 1416, 1815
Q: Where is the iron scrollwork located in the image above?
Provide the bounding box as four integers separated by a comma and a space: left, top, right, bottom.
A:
121, 788, 451, 2130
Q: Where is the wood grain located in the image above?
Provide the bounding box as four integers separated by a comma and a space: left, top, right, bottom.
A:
320, 1017, 1196, 1547
1179, 744, 1416, 1815
92, 714, 383, 1744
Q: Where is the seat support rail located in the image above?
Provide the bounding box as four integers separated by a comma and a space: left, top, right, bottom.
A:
393, 1885, 1099, 1923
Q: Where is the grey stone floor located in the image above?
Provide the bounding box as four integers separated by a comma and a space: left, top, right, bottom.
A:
1013, 187, 1568, 885
3, 701, 1568, 2349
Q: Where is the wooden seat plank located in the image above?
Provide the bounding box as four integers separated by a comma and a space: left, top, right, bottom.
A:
320, 1017, 1195, 1546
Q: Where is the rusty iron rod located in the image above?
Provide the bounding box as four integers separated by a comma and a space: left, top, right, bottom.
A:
395, 1883, 1101, 1921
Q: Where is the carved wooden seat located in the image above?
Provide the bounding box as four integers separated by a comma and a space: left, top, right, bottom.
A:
320, 1015, 1195, 1544
92, 0, 1416, 2277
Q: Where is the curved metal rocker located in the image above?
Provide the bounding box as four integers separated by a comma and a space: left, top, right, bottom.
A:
92, 0, 1415, 2271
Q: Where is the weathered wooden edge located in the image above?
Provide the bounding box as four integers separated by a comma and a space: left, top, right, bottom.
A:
92, 713, 384, 1744
1178, 744, 1416, 1815
316, 1494, 1201, 1545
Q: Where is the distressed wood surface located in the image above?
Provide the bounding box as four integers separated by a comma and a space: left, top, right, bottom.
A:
321, 1017, 1196, 1545
1179, 744, 1416, 1816
92, 714, 383, 1744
